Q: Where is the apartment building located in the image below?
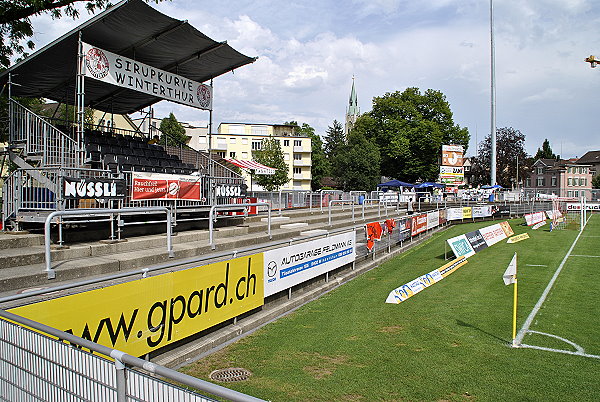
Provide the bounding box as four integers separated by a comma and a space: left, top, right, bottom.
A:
216, 123, 312, 191
526, 158, 593, 198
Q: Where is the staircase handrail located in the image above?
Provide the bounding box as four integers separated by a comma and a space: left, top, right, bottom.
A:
9, 98, 80, 167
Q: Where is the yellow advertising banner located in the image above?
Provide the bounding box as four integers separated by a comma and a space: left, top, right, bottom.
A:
9, 253, 264, 357
462, 207, 472, 219
507, 233, 530, 244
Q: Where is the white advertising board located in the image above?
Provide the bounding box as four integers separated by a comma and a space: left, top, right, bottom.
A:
447, 234, 476, 258
566, 203, 600, 211
447, 208, 464, 221
478, 223, 507, 246
427, 210, 440, 230
83, 42, 212, 110
471, 205, 492, 218
524, 211, 546, 226
263, 232, 356, 296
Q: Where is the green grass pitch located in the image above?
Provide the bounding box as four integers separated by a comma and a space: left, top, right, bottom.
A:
182, 215, 600, 401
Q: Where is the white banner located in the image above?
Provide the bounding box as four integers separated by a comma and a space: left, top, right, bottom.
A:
566, 203, 600, 211
83, 42, 212, 110
427, 210, 440, 230
524, 211, 546, 226
263, 232, 356, 297
446, 208, 463, 221
478, 223, 507, 246
472, 205, 492, 218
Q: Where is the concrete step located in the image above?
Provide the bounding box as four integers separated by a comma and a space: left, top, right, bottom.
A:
0, 207, 403, 293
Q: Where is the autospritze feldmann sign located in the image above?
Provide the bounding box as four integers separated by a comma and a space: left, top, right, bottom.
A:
82, 42, 213, 110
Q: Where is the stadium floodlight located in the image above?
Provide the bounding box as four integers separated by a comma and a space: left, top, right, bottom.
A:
585, 55, 598, 68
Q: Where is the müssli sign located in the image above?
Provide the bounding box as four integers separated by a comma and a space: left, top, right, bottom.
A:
10, 254, 264, 357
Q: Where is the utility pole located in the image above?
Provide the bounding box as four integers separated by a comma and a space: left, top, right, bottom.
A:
490, 0, 497, 186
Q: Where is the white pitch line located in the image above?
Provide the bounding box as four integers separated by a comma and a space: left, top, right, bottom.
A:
570, 255, 600, 258
526, 330, 584, 353
519, 344, 600, 360
525, 264, 548, 267
514, 226, 585, 346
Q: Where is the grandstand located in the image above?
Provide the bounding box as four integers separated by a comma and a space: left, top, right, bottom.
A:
0, 0, 254, 232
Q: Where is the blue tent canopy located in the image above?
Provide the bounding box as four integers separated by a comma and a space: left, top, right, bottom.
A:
481, 185, 503, 189
377, 180, 415, 188
415, 182, 445, 189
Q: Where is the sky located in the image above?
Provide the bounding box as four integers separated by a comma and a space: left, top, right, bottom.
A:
26, 0, 600, 158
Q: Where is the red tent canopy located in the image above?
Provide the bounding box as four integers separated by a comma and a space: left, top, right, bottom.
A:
224, 159, 275, 175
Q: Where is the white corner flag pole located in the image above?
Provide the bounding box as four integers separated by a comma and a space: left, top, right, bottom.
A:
503, 252, 518, 347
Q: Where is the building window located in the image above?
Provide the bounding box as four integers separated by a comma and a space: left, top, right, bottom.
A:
536, 167, 543, 174
229, 125, 244, 134
242, 152, 248, 159
526, 178, 531, 187
293, 167, 302, 174
283, 139, 290, 147
567, 190, 573, 197
551, 177, 557, 187
293, 181, 302, 188
230, 138, 236, 144
294, 140, 302, 147
284, 153, 290, 161
294, 153, 302, 160
574, 190, 579, 197
583, 178, 588, 186
251, 141, 262, 150
251, 125, 268, 135
242, 138, 248, 144
568, 178, 572, 186
536, 178, 545, 186
216, 151, 226, 158
229, 151, 236, 158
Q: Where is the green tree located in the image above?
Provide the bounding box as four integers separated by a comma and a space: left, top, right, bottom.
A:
285, 121, 329, 190
0, 0, 164, 68
331, 130, 380, 191
470, 127, 530, 187
323, 119, 345, 158
252, 135, 289, 191
534, 138, 557, 160
159, 112, 188, 146
362, 87, 469, 182
592, 174, 600, 189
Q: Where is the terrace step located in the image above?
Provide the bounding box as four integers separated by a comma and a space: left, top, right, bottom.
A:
0, 206, 403, 294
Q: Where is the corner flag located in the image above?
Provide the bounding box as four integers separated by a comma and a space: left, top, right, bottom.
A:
503, 252, 518, 347
503, 253, 517, 285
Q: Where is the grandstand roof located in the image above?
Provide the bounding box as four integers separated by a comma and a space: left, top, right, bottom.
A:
0, 0, 256, 114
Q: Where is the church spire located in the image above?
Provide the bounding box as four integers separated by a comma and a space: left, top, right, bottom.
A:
345, 76, 359, 136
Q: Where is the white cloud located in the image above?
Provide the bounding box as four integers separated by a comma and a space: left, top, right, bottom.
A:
23, 0, 600, 158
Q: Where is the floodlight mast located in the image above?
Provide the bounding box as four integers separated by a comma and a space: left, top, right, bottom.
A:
585, 55, 598, 68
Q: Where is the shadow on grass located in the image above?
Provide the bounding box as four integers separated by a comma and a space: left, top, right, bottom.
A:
456, 319, 509, 344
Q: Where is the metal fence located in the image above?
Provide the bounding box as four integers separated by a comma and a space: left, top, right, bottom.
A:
0, 309, 262, 402
9, 99, 80, 168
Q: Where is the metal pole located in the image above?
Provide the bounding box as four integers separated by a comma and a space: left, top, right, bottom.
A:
76, 32, 86, 166
208, 78, 213, 177
490, 0, 497, 186
114, 355, 127, 402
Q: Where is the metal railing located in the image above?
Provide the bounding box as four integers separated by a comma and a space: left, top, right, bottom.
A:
0, 309, 263, 402
9, 99, 80, 167
45, 207, 174, 279
209, 203, 271, 249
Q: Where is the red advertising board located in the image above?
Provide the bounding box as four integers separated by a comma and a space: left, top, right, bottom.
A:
131, 172, 202, 201
411, 213, 428, 236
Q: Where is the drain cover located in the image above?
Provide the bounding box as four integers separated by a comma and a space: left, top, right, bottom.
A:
209, 368, 252, 383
